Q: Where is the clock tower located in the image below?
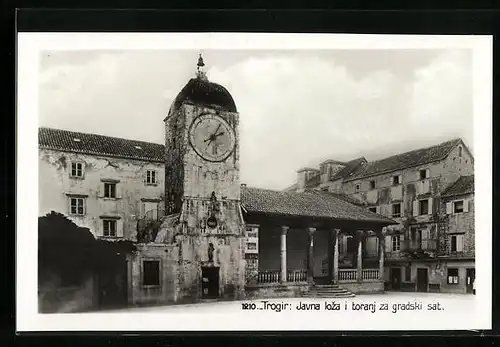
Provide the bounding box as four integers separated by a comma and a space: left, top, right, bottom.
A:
160, 55, 245, 300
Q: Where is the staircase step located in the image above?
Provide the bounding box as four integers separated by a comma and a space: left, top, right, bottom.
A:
303, 284, 355, 298
302, 293, 355, 298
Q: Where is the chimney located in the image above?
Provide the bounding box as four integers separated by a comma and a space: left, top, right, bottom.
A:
296, 167, 319, 192
241, 183, 247, 187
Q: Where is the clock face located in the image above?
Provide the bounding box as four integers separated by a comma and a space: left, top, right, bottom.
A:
189, 113, 236, 162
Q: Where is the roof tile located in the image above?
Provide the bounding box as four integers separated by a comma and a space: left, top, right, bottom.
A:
346, 139, 462, 181
241, 186, 395, 224
39, 127, 165, 162
442, 175, 474, 197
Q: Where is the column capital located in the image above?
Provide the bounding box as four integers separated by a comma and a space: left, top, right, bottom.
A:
355, 229, 365, 240
307, 227, 316, 235
281, 225, 289, 235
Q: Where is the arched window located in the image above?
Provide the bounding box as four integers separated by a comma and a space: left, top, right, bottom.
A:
458, 146, 463, 157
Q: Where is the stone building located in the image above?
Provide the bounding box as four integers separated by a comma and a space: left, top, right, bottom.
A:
38, 127, 165, 241
288, 137, 475, 293
38, 56, 400, 308
439, 175, 475, 294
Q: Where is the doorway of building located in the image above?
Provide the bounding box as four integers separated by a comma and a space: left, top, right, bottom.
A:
417, 268, 428, 292
466, 268, 475, 294
390, 267, 402, 290
201, 266, 220, 299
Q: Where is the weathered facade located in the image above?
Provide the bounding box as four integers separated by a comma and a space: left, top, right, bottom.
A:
289, 137, 476, 294
38, 129, 166, 241
38, 57, 403, 309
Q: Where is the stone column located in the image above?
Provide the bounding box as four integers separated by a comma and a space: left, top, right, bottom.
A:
307, 227, 316, 284
333, 229, 340, 284
356, 230, 364, 282
378, 229, 385, 282
280, 226, 289, 283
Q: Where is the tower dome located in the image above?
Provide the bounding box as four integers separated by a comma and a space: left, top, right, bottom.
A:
169, 54, 237, 114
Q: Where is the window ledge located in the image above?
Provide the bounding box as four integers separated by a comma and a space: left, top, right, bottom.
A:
98, 236, 124, 240
69, 214, 86, 217
142, 284, 161, 289
66, 193, 89, 198
145, 183, 158, 187
99, 197, 122, 200
69, 176, 85, 180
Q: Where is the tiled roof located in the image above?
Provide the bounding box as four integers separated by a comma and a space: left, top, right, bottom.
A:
283, 183, 298, 192
318, 191, 367, 206
241, 186, 396, 225
39, 127, 165, 162
345, 138, 462, 181
302, 157, 366, 189
442, 175, 474, 197
330, 157, 367, 181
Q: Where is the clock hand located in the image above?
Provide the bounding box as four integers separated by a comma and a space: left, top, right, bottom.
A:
205, 137, 213, 151
213, 132, 224, 138
212, 124, 222, 137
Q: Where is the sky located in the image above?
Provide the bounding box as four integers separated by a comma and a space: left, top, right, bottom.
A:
39, 49, 473, 190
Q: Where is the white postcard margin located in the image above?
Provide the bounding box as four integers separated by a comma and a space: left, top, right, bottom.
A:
16, 33, 492, 331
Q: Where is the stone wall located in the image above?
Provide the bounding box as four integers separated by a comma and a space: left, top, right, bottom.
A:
129, 244, 178, 306
440, 193, 475, 257
408, 260, 475, 294
38, 274, 97, 313
165, 103, 241, 214
39, 149, 164, 240
245, 283, 309, 300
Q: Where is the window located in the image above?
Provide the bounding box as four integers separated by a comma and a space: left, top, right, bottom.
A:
104, 183, 116, 198
143, 260, 160, 286
369, 180, 376, 189
146, 170, 157, 185
355, 184, 360, 192
247, 242, 257, 250
368, 207, 377, 213
103, 219, 117, 237
392, 203, 402, 218
454, 200, 464, 213
458, 146, 463, 157
69, 198, 85, 215
450, 235, 457, 252
247, 232, 258, 238
392, 175, 400, 185
447, 268, 459, 284
70, 162, 84, 178
391, 235, 401, 252
419, 199, 429, 215
419, 169, 429, 180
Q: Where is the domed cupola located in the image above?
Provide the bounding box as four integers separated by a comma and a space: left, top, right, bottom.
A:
169, 54, 237, 114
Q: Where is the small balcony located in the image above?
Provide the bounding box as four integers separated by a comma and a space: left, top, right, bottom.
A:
402, 239, 437, 252
136, 208, 166, 243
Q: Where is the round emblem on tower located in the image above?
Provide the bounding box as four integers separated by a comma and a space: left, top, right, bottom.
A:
189, 113, 236, 162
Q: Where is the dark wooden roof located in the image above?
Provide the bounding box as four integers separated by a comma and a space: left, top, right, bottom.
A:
442, 175, 474, 197
345, 138, 462, 181
241, 186, 396, 225
171, 77, 237, 113
39, 127, 165, 162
